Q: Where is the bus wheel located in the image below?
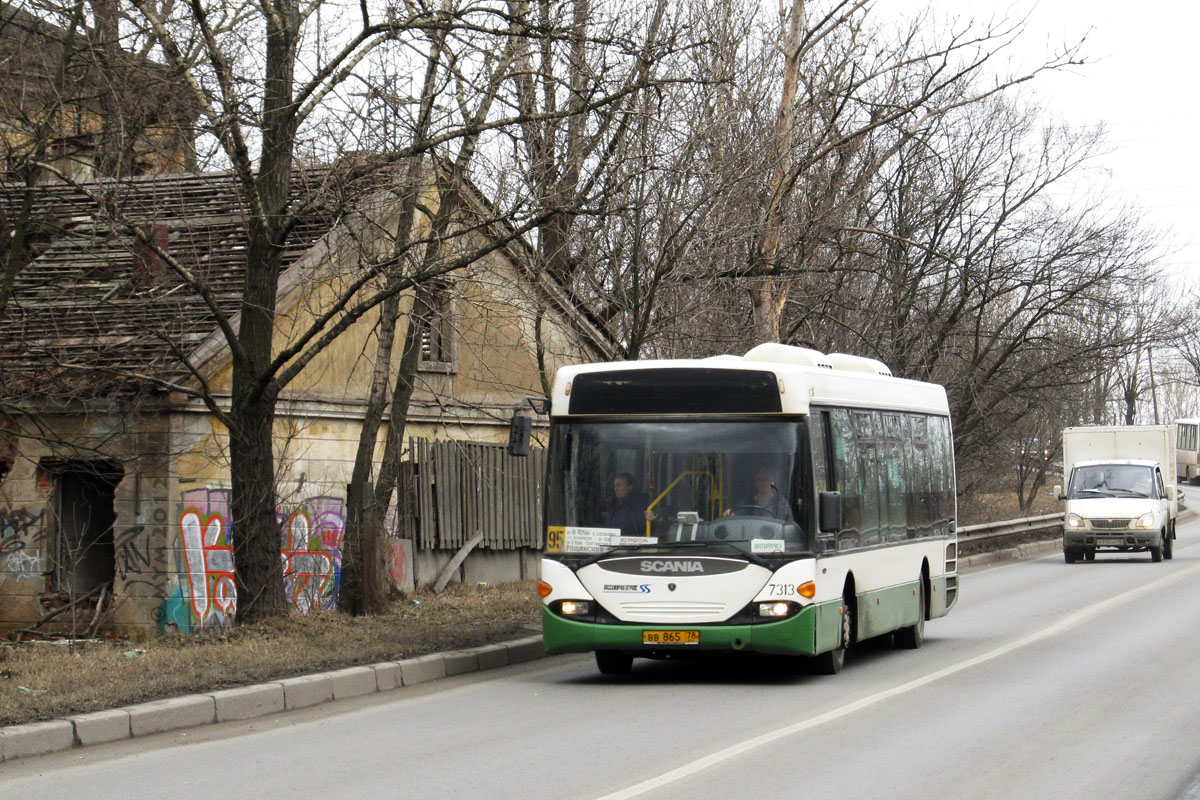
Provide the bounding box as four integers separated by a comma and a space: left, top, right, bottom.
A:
894, 579, 925, 650
813, 602, 852, 675
595, 651, 633, 675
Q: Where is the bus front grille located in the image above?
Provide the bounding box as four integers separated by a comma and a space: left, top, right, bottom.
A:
619, 601, 727, 622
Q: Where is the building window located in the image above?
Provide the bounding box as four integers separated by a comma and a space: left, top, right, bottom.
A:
418, 281, 454, 371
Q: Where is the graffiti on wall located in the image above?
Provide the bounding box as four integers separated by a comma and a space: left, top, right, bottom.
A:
279, 496, 345, 614
0, 508, 45, 557
4, 550, 41, 581
120, 475, 171, 595
161, 489, 346, 632
179, 490, 237, 629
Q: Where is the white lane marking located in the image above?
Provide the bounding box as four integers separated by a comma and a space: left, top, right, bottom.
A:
595, 562, 1200, 800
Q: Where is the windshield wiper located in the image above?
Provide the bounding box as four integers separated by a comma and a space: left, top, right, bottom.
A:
658, 540, 772, 568
574, 543, 658, 568
574, 539, 775, 569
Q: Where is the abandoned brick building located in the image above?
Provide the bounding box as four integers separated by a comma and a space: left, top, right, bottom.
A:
0, 164, 611, 635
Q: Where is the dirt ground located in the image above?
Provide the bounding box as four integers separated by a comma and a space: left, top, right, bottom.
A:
0, 581, 541, 727
0, 491, 1053, 728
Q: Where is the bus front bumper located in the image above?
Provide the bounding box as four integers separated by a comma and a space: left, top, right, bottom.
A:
541, 600, 844, 657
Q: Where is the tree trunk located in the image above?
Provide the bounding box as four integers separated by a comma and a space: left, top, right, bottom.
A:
229, 377, 287, 622
341, 288, 402, 614
371, 286, 432, 527
752, 0, 805, 344
227, 0, 300, 623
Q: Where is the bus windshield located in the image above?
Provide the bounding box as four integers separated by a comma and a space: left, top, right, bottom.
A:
545, 420, 810, 557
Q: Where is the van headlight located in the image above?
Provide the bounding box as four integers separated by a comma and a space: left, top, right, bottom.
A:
1134, 513, 1155, 530
1067, 513, 1084, 528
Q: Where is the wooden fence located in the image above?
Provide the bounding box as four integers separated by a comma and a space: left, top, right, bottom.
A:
397, 439, 546, 551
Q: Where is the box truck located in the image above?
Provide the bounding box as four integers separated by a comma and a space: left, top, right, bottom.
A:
1054, 425, 1177, 563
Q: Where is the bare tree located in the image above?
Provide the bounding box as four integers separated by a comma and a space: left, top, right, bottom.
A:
746, 2, 1082, 343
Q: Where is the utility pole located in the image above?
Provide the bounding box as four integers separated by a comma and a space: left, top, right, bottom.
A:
1148, 346, 1160, 424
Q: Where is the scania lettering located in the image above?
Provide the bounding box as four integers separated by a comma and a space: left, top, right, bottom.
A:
642, 560, 704, 573
513, 344, 959, 675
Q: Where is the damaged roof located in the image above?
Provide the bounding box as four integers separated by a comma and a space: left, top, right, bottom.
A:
0, 168, 348, 399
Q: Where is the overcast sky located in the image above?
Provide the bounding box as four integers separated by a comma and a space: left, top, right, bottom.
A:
919, 1, 1200, 282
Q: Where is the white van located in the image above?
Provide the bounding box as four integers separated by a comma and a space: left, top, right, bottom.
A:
1054, 426, 1177, 563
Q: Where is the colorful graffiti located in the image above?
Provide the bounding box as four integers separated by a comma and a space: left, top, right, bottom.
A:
279, 496, 345, 614
179, 489, 236, 629
165, 489, 346, 632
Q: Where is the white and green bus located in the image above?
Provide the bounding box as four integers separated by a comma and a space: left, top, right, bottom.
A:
521, 343, 958, 675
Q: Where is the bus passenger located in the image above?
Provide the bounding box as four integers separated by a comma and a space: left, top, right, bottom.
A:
603, 472, 651, 537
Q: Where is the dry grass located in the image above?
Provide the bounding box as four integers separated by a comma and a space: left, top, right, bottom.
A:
0, 581, 540, 727
958, 490, 1061, 526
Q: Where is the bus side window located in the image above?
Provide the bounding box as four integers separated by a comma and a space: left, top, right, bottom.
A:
810, 411, 835, 544
907, 415, 932, 538
810, 412, 831, 493
830, 409, 861, 550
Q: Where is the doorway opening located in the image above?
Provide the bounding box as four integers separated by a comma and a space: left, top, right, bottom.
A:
40, 459, 124, 596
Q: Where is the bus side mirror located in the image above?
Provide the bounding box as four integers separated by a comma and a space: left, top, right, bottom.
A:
1053, 485, 1063, 500
507, 413, 532, 457
818, 491, 842, 533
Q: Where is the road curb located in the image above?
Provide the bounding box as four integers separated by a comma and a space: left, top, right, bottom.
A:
961, 539, 1061, 569
0, 634, 547, 764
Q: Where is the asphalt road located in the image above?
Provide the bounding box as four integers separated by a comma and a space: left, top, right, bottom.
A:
5, 490, 1200, 799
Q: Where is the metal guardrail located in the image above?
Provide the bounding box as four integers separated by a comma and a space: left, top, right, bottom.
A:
958, 486, 1191, 547
957, 513, 1063, 545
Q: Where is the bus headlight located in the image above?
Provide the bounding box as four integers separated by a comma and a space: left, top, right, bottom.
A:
1067, 513, 1084, 528
560, 600, 590, 616
758, 601, 797, 618
1134, 513, 1155, 530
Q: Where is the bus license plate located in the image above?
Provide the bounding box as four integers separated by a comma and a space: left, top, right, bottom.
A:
642, 630, 700, 645
1096, 537, 1125, 546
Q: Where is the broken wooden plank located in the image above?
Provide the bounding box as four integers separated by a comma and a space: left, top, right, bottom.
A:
432, 530, 483, 594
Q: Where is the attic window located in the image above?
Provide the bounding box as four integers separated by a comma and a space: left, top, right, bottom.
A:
418, 280, 454, 371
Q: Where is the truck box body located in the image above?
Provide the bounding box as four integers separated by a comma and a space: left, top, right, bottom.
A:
1058, 425, 1177, 562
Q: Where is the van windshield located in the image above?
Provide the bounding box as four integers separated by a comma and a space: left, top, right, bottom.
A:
1069, 465, 1157, 498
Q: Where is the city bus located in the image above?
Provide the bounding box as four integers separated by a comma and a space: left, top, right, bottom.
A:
1175, 418, 1200, 484
518, 343, 958, 675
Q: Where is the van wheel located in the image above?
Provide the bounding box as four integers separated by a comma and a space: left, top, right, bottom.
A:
894, 579, 925, 650
595, 651, 633, 675
1083, 549, 1095, 561
1151, 537, 1164, 563
813, 602, 853, 675
1064, 548, 1080, 564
